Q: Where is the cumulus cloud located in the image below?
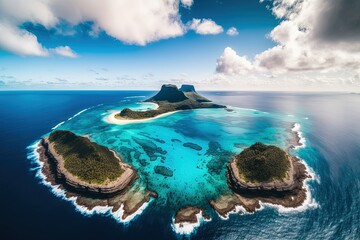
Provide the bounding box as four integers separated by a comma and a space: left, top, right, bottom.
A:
216, 47, 253, 75
180, 0, 193, 8
226, 27, 239, 36
189, 18, 224, 35
216, 0, 360, 77
0, 22, 49, 56
51, 46, 78, 58
0, 0, 193, 56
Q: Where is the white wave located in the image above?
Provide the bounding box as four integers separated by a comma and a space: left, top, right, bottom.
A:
235, 107, 258, 112
67, 107, 90, 121
217, 205, 249, 220
26, 141, 153, 224
51, 121, 65, 130
124, 96, 146, 99
292, 122, 306, 149
259, 160, 319, 214
112, 198, 154, 224
171, 210, 210, 235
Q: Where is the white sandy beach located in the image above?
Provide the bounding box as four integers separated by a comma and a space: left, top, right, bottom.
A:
105, 108, 179, 125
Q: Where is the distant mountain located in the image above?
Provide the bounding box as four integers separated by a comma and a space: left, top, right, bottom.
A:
179, 84, 211, 103
146, 84, 187, 103
146, 84, 211, 103
118, 84, 225, 120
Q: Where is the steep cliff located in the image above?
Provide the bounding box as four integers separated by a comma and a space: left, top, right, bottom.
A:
40, 130, 138, 196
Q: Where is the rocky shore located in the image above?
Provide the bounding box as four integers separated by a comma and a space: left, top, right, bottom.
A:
41, 137, 137, 196
227, 154, 307, 194
37, 136, 157, 220
172, 206, 210, 234
210, 143, 310, 218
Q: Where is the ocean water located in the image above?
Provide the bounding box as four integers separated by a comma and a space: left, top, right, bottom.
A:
0, 91, 359, 239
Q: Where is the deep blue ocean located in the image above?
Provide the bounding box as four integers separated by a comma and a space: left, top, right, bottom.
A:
0, 91, 359, 240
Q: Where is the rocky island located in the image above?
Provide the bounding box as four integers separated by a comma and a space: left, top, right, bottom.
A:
172, 206, 211, 235
38, 130, 157, 220
114, 84, 225, 121
210, 142, 309, 218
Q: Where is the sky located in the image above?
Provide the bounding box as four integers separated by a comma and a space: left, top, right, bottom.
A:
0, 0, 359, 91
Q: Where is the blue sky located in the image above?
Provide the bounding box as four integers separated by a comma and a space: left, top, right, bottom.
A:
0, 0, 359, 91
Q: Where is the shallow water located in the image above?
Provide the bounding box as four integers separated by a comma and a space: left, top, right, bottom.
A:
49, 96, 306, 212
0, 91, 359, 239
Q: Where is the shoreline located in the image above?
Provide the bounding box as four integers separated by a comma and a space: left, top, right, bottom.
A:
291, 123, 306, 149
27, 140, 156, 223
211, 159, 317, 219
105, 109, 180, 125
27, 105, 317, 235
42, 137, 137, 195
171, 207, 211, 235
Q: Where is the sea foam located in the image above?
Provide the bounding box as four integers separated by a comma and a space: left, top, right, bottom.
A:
292, 122, 307, 149
171, 210, 211, 235
67, 107, 90, 121
26, 140, 152, 224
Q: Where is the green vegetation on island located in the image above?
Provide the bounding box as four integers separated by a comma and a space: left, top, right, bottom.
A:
235, 142, 290, 183
48, 130, 124, 184
115, 84, 225, 120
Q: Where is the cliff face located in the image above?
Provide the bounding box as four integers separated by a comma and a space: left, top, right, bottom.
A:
146, 84, 187, 103
227, 155, 308, 196
40, 137, 138, 196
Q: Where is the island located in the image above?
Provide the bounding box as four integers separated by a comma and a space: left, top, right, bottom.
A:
210, 142, 309, 218
172, 206, 211, 235
37, 130, 157, 220
115, 84, 226, 121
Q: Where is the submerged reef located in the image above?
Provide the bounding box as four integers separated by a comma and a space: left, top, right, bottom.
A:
33, 95, 314, 235
154, 165, 174, 177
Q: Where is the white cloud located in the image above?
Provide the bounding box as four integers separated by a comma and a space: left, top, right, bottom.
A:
0, 22, 49, 56
52, 0, 186, 46
0, 0, 190, 56
51, 46, 78, 58
216, 47, 253, 75
226, 27, 239, 36
189, 18, 224, 35
215, 0, 360, 90
180, 0, 193, 8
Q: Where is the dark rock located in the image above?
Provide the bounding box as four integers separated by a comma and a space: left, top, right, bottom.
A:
138, 159, 149, 166
154, 166, 173, 177
183, 142, 202, 151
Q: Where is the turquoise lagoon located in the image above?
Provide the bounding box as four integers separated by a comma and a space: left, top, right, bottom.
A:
45, 96, 315, 223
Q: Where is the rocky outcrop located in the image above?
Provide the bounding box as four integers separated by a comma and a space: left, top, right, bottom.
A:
40, 137, 138, 196
174, 206, 210, 224
227, 155, 308, 196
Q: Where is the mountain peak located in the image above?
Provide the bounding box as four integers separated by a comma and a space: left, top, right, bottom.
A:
147, 84, 187, 102
179, 84, 196, 92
